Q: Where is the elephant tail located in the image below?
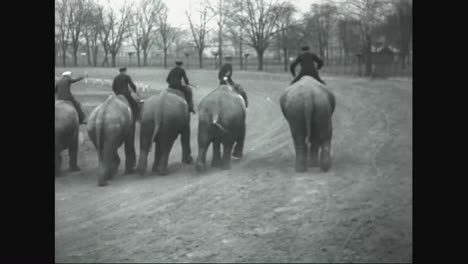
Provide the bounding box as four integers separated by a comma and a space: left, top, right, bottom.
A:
149, 94, 166, 144
212, 114, 227, 133
304, 97, 313, 145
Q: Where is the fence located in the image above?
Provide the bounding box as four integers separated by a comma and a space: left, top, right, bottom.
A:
56, 53, 412, 78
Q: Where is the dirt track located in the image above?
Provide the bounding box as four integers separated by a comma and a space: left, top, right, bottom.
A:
55, 70, 412, 263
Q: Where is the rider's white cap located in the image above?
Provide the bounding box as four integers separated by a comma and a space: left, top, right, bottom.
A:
62, 71, 72, 76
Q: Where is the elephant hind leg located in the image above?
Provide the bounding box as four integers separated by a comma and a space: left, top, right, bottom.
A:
137, 120, 155, 175
196, 124, 211, 172
157, 133, 177, 176
221, 141, 234, 170
68, 132, 80, 171
98, 140, 119, 187
211, 139, 222, 168
232, 123, 246, 159
181, 124, 193, 164
152, 135, 162, 172
124, 123, 136, 174
290, 124, 307, 172
318, 118, 333, 172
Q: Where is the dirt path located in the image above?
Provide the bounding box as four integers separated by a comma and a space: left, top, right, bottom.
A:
55, 76, 412, 263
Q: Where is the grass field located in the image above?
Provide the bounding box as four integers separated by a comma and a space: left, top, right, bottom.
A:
55, 67, 412, 263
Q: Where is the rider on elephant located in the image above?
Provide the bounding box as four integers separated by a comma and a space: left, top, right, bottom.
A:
166, 60, 196, 114
290, 46, 326, 85
218, 55, 248, 107
55, 71, 87, 124
112, 67, 140, 119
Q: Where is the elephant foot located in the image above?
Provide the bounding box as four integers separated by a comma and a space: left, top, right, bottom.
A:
320, 152, 331, 172
98, 179, 108, 187
69, 166, 81, 172
125, 167, 135, 174
309, 157, 319, 167
221, 163, 231, 170
196, 162, 206, 173
152, 164, 159, 172
232, 150, 243, 159
295, 163, 307, 173
182, 155, 193, 164
158, 169, 169, 176
137, 159, 147, 176
211, 159, 222, 168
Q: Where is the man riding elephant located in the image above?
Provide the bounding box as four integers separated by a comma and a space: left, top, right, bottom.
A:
280, 76, 335, 172
55, 71, 87, 124
166, 60, 196, 114
195, 84, 247, 172
290, 46, 326, 85
55, 100, 81, 175
137, 90, 193, 176
218, 55, 248, 108
112, 67, 140, 120
87, 94, 137, 186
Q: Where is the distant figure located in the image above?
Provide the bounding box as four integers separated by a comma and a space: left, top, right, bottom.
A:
55, 71, 87, 124
112, 67, 140, 119
290, 46, 326, 85
166, 60, 195, 114
218, 55, 248, 108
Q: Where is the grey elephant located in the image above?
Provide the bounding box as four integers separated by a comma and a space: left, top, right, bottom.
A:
280, 76, 335, 172
136, 89, 193, 176
195, 84, 247, 172
87, 94, 140, 186
55, 100, 81, 175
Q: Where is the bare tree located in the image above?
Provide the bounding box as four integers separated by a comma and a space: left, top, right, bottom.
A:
130, 10, 144, 67
67, 0, 89, 66
228, 0, 287, 71
56, 0, 71, 66
276, 2, 296, 72
343, 0, 392, 76
186, 1, 214, 68
101, 2, 133, 67
157, 4, 179, 68
82, 1, 102, 66
138, 0, 162, 66
304, 3, 338, 64
208, 0, 229, 68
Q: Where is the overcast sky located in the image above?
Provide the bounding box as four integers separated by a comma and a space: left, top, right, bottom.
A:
97, 0, 328, 29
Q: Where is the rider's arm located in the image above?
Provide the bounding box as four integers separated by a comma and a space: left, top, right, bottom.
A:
70, 76, 85, 83
182, 69, 189, 85
290, 56, 300, 76
127, 76, 137, 93
312, 54, 324, 70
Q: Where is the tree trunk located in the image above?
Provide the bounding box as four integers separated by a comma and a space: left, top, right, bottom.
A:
365, 34, 372, 76
283, 48, 288, 72
111, 53, 116, 67
256, 48, 264, 71
137, 51, 141, 67
164, 47, 168, 68
218, 24, 223, 69
73, 46, 78, 66
86, 41, 92, 66
61, 43, 67, 66
198, 49, 203, 68
143, 49, 148, 66
239, 34, 243, 70
92, 45, 99, 67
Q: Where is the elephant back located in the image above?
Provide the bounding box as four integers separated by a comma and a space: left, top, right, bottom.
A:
282, 76, 335, 113
55, 100, 78, 127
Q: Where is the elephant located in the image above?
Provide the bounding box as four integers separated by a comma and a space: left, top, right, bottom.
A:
55, 100, 81, 175
195, 84, 247, 172
87, 94, 140, 186
280, 76, 336, 172
136, 89, 193, 176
